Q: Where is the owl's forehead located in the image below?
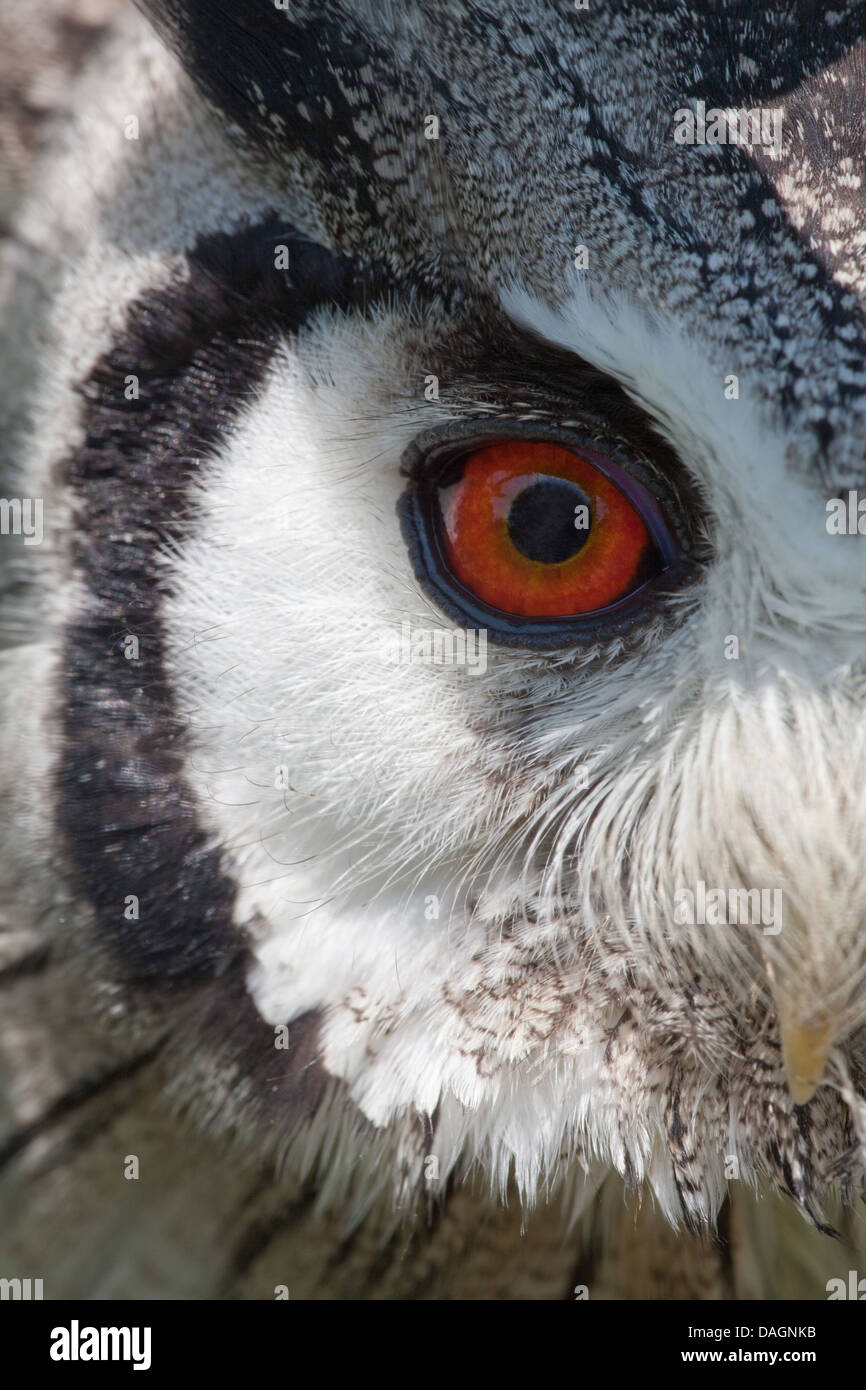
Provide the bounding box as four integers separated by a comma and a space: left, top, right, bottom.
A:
143, 2, 866, 263
145, 0, 866, 479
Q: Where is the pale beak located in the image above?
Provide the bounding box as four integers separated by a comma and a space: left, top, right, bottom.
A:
777, 1012, 833, 1105
761, 945, 835, 1105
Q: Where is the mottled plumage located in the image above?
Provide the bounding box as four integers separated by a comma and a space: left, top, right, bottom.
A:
2, 0, 866, 1298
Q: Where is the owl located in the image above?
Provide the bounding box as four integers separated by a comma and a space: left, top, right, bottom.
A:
2, 0, 866, 1302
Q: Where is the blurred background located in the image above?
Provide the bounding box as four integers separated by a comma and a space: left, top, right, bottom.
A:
0, 0, 124, 232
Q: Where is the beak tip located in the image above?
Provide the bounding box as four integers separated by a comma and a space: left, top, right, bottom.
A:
778, 1015, 833, 1107
788, 1076, 820, 1106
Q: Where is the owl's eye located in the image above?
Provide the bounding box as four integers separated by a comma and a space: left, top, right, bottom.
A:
434, 440, 669, 618
400, 432, 682, 639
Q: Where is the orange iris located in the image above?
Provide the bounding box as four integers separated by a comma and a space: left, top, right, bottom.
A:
435, 441, 655, 618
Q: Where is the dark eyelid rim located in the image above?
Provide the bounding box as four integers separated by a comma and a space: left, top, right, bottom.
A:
425, 311, 712, 547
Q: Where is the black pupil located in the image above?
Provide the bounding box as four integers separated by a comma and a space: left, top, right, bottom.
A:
506, 476, 592, 564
